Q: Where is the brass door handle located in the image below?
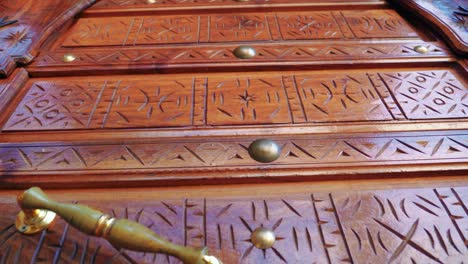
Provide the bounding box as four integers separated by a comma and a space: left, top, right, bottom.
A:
15, 187, 222, 264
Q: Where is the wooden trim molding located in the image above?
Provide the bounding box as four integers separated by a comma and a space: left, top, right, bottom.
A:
1, 130, 467, 189
0, 0, 96, 77
391, 0, 468, 55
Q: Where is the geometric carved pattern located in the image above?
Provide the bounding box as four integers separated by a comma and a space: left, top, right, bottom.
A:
295, 73, 393, 121
3, 77, 194, 130
1, 186, 466, 263
0, 0, 95, 76
3, 69, 466, 131
206, 76, 292, 125
0, 133, 466, 173
380, 70, 468, 119
30, 43, 448, 70
342, 10, 419, 38
61, 10, 418, 47
394, 0, 468, 54
335, 187, 468, 264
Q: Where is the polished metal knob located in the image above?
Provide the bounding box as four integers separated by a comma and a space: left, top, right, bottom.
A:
62, 54, 77, 62
233, 46, 256, 59
248, 139, 281, 163
251, 227, 276, 249
414, 45, 429, 54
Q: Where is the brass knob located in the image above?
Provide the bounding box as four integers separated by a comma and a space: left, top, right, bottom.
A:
414, 45, 429, 54
248, 139, 281, 163
233, 46, 256, 59
62, 54, 77, 62
16, 187, 222, 264
251, 227, 276, 249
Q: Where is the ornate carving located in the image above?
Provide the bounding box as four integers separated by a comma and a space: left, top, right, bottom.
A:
342, 10, 419, 38
30, 43, 448, 71
394, 0, 468, 54
276, 13, 342, 40
3, 78, 194, 130
3, 69, 465, 131
0, 0, 96, 77
295, 73, 393, 122
334, 187, 468, 263
380, 70, 468, 119
0, 133, 466, 173
1, 187, 466, 263
61, 10, 418, 48
206, 76, 291, 125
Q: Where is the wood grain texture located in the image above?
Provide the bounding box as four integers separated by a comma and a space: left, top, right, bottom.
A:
3, 68, 466, 132
391, 0, 468, 55
0, 185, 466, 263
0, 0, 96, 77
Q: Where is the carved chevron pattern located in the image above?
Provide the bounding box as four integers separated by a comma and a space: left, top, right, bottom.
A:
33, 43, 447, 67
0, 134, 466, 172
0, 187, 466, 263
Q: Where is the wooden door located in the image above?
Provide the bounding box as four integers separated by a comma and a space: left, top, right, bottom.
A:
0, 0, 466, 263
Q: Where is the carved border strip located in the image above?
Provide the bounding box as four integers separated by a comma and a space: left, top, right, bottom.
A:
0, 133, 466, 173
30, 43, 448, 70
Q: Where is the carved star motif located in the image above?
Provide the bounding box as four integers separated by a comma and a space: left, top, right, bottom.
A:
3, 28, 31, 47
452, 5, 468, 29
238, 90, 257, 107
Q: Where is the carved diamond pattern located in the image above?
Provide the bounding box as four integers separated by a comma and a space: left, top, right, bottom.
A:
380, 71, 468, 119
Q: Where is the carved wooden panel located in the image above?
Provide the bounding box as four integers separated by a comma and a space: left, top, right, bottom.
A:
295, 73, 393, 122
0, 0, 96, 76
380, 70, 468, 119
0, 186, 466, 263
393, 0, 468, 54
60, 10, 419, 48
3, 68, 466, 131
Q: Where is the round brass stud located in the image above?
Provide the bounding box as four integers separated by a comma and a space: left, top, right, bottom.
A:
147, 0, 157, 3
248, 139, 281, 163
233, 46, 256, 59
414, 45, 429, 54
251, 227, 276, 249
62, 54, 77, 63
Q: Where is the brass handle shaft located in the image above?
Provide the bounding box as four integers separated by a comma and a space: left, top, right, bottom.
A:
16, 187, 221, 264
